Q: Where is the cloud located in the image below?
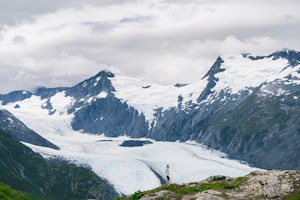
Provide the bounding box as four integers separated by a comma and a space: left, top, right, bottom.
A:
0, 0, 299, 93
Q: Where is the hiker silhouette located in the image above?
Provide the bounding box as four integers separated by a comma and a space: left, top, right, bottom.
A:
165, 164, 170, 184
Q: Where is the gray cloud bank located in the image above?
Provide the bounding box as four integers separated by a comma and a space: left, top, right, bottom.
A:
0, 0, 299, 93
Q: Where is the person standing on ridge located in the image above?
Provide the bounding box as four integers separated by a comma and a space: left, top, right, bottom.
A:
165, 164, 170, 184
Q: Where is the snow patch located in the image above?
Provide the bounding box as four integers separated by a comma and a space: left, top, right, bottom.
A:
7, 117, 13, 124
86, 97, 94, 103
94, 77, 101, 86
82, 82, 88, 87
49, 92, 74, 115
97, 91, 108, 99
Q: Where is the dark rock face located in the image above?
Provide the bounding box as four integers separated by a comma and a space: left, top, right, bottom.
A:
199, 82, 300, 169
198, 56, 225, 102
0, 109, 59, 149
72, 97, 148, 137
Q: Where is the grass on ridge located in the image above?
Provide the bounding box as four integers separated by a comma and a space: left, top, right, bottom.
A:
116, 176, 247, 200
0, 182, 34, 200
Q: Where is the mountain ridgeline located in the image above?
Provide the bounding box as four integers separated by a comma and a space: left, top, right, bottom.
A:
1, 49, 299, 170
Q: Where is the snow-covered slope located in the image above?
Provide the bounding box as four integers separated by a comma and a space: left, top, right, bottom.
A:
110, 76, 207, 122
214, 55, 289, 94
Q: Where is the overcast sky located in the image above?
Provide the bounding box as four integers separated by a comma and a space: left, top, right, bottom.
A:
0, 0, 299, 94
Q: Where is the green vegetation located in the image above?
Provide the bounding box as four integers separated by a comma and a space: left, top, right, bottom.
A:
285, 190, 300, 200
116, 176, 247, 200
285, 179, 300, 200
0, 182, 34, 200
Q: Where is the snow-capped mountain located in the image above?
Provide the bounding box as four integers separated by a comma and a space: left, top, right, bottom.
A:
0, 49, 299, 193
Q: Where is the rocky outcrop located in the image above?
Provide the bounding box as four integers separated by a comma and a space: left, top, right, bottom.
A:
137, 170, 300, 200
188, 171, 300, 200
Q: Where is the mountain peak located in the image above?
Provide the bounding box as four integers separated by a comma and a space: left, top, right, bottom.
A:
94, 70, 115, 78
202, 56, 225, 80
67, 70, 115, 98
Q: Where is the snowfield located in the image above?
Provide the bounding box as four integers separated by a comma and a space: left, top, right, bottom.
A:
2, 94, 260, 195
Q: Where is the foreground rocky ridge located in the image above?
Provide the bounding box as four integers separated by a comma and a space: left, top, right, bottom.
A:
120, 170, 300, 200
